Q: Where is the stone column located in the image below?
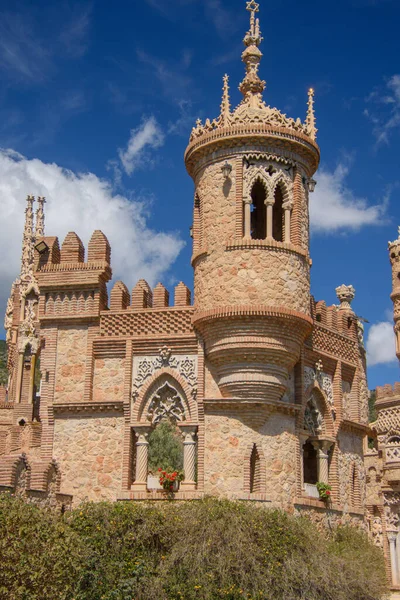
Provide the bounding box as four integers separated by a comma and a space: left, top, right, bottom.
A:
15, 353, 24, 404
131, 426, 152, 492
266, 199, 274, 239
244, 199, 251, 238
313, 441, 332, 483
283, 201, 293, 244
388, 532, 399, 585
298, 434, 309, 493
180, 426, 197, 491
28, 354, 36, 404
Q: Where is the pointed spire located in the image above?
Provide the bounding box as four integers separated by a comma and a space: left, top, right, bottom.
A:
220, 74, 231, 125
306, 88, 317, 141
20, 195, 35, 281
35, 196, 46, 238
239, 1, 266, 104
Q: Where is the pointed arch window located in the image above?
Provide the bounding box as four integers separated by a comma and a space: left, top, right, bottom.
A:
273, 185, 284, 242
250, 180, 266, 240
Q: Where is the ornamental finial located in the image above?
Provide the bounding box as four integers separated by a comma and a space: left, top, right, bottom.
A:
35, 196, 46, 238
239, 0, 265, 102
336, 284, 356, 312
220, 74, 231, 126
21, 195, 35, 281
306, 88, 317, 141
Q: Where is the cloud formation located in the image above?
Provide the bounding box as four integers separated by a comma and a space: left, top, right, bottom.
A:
366, 321, 397, 366
310, 161, 387, 232
0, 148, 184, 327
365, 74, 400, 145
118, 116, 165, 176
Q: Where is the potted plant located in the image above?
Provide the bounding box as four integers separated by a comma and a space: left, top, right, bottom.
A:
316, 482, 332, 503
158, 468, 184, 493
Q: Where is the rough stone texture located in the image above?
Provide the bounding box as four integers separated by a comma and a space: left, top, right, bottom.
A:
93, 358, 125, 403
194, 161, 310, 315
204, 411, 297, 507
54, 326, 87, 403
294, 505, 366, 533
338, 431, 365, 512
53, 414, 124, 504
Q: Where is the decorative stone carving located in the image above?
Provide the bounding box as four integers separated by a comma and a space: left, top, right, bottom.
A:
304, 364, 334, 406
371, 516, 384, 548
342, 381, 352, 420
132, 353, 197, 401
304, 395, 323, 435
336, 284, 355, 312
243, 158, 294, 206
146, 382, 186, 425
375, 407, 400, 434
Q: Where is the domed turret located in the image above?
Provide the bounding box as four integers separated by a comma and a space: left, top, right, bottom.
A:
185, 0, 320, 401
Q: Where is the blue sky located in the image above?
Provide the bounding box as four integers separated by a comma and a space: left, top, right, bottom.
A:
0, 0, 399, 390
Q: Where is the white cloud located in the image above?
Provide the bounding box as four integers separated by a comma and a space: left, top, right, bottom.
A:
366, 321, 397, 366
365, 74, 400, 145
310, 161, 387, 232
118, 116, 165, 176
0, 148, 184, 328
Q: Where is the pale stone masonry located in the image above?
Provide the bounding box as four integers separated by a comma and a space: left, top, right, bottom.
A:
0, 0, 372, 541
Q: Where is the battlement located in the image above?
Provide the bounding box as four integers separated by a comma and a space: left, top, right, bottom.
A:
37, 230, 111, 271
109, 280, 192, 312
310, 297, 358, 341
376, 383, 400, 400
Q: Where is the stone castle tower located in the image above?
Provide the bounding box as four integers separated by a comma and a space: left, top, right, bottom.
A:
0, 1, 369, 524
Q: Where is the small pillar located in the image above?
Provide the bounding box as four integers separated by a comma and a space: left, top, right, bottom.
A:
266, 199, 274, 239
131, 426, 152, 491
388, 532, 399, 585
180, 426, 197, 491
88, 230, 111, 263
313, 440, 332, 483
153, 283, 169, 309
244, 199, 251, 238
283, 200, 293, 243
131, 280, 152, 309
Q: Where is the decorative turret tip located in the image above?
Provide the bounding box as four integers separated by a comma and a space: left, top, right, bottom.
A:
388, 226, 400, 249
306, 88, 317, 141
35, 196, 46, 238
336, 284, 355, 312
239, 0, 266, 102
220, 74, 231, 125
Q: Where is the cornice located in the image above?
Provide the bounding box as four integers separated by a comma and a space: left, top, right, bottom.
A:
193, 305, 313, 329
53, 401, 124, 415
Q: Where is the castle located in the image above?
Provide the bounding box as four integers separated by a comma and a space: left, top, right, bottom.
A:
1, 0, 400, 593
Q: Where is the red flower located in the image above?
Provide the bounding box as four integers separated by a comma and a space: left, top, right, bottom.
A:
326, 491, 331, 495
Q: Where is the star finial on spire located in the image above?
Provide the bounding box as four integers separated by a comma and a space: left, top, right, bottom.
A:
220, 74, 231, 126
306, 88, 317, 141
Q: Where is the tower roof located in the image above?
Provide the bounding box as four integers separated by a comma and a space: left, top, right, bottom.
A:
185, 1, 319, 176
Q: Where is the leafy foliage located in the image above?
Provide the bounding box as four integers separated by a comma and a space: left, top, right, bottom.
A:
0, 494, 388, 600
0, 340, 7, 386
369, 389, 377, 423
148, 421, 183, 473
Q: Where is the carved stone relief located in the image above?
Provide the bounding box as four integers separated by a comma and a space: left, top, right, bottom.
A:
304, 364, 333, 407
147, 382, 186, 425
132, 348, 197, 402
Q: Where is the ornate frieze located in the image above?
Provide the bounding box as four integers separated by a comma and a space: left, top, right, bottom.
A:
242, 158, 294, 204
132, 347, 198, 402
304, 362, 334, 406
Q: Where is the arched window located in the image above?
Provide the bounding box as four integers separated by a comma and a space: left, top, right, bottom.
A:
273, 185, 284, 242
303, 441, 318, 485
250, 180, 266, 240
250, 444, 261, 493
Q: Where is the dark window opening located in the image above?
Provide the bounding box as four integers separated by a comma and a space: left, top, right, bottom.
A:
250, 181, 266, 240
250, 443, 262, 493
273, 186, 284, 242
303, 441, 318, 484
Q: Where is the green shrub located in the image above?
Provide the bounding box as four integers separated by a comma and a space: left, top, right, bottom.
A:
0, 495, 388, 600
148, 421, 183, 473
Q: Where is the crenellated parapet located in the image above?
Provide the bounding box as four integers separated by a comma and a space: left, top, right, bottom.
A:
37, 230, 112, 320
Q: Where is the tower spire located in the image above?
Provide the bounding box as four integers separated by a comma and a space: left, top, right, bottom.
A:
239, 1, 266, 104
20, 195, 35, 282
220, 74, 231, 125
306, 88, 317, 141
35, 196, 46, 238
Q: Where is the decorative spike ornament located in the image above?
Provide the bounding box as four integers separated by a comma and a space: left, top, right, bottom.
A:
306, 88, 318, 141
20, 195, 35, 282
220, 74, 231, 125
35, 196, 46, 238
239, 0, 266, 102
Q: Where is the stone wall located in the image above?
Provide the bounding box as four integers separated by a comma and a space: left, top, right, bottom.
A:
204, 410, 297, 507
54, 325, 87, 403
337, 431, 365, 511
93, 358, 125, 403
53, 413, 124, 504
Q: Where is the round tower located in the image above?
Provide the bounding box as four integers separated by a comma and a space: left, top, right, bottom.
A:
389, 228, 400, 361
185, 1, 320, 401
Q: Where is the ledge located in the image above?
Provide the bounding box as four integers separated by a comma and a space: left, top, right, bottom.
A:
294, 496, 365, 516
236, 493, 271, 503
225, 237, 309, 259
117, 490, 205, 501
53, 401, 125, 415
203, 397, 300, 415
339, 420, 370, 434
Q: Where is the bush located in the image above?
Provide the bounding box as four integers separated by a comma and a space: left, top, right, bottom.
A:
0, 495, 388, 600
